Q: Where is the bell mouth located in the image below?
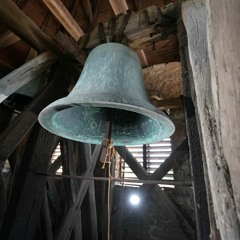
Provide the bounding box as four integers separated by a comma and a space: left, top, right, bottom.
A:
39, 102, 175, 146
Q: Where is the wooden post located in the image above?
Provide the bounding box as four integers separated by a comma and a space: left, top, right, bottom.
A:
55, 145, 101, 240
0, 124, 59, 240
182, 0, 240, 239
178, 18, 210, 239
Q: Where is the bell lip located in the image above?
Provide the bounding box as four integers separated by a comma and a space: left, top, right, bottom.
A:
38, 98, 175, 146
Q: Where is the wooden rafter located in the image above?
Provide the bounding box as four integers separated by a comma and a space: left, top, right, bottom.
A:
43, 0, 84, 41
84, 3, 178, 52
0, 51, 58, 103
108, 0, 128, 15
0, 1, 85, 65
0, 31, 20, 49
0, 59, 14, 75
136, 49, 148, 67
0, 1, 56, 52
0, 62, 80, 162
55, 145, 102, 240
0, 125, 60, 240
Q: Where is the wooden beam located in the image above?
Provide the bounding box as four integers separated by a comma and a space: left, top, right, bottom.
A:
0, 1, 85, 64
153, 97, 183, 110
54, 31, 86, 64
82, 0, 93, 23
84, 143, 98, 240
136, 49, 148, 67
134, 0, 178, 11
0, 59, 14, 75
115, 146, 195, 239
0, 1, 57, 52
85, 3, 178, 50
180, 47, 210, 239
0, 62, 80, 162
0, 30, 20, 49
55, 145, 102, 240
0, 124, 59, 240
40, 189, 54, 240
140, 139, 188, 193
43, 0, 84, 41
182, 0, 240, 239
108, 0, 128, 15
0, 51, 58, 103
0, 169, 7, 229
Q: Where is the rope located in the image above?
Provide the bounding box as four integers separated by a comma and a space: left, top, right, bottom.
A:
102, 139, 115, 240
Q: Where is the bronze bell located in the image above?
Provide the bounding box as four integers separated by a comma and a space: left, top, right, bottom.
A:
38, 43, 175, 146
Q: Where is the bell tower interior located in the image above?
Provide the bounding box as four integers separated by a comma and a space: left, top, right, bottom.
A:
0, 1, 239, 240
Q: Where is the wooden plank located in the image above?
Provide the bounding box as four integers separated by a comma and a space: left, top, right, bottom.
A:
84, 143, 98, 240
54, 32, 86, 64
109, 0, 128, 15
87, 181, 99, 240
85, 4, 178, 50
0, 169, 7, 229
0, 1, 57, 52
154, 97, 183, 110
81, 0, 93, 22
133, 0, 178, 10
0, 51, 58, 103
40, 189, 54, 240
0, 30, 20, 49
179, 17, 211, 240
136, 49, 148, 67
0, 59, 14, 75
0, 62, 80, 162
0, 124, 59, 240
55, 145, 101, 240
61, 139, 78, 204
0, 1, 85, 63
25, 48, 38, 62
141, 139, 188, 193
43, 0, 84, 41
182, 1, 240, 239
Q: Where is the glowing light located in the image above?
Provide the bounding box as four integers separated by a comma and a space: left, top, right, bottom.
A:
129, 194, 140, 206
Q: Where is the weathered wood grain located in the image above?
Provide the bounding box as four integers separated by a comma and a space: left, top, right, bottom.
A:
108, 0, 128, 15
55, 145, 101, 240
0, 1, 85, 64
43, 0, 84, 41
54, 32, 86, 64
182, 0, 240, 239
0, 1, 56, 52
0, 51, 58, 103
0, 62, 79, 162
179, 25, 211, 239
85, 4, 178, 50
0, 30, 20, 49
0, 59, 14, 75
0, 169, 7, 229
0, 124, 59, 240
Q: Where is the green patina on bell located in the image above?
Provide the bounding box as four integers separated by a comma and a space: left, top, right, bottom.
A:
38, 43, 175, 145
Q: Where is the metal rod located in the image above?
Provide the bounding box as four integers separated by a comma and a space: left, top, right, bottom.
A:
33, 171, 192, 186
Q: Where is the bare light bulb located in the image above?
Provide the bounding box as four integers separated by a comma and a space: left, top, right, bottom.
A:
129, 194, 140, 206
